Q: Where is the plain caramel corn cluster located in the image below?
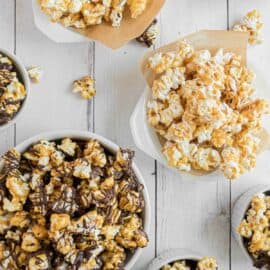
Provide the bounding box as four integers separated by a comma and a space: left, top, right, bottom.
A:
238, 193, 270, 268
39, 0, 148, 29
147, 41, 269, 179
161, 257, 218, 270
72, 76, 96, 100
0, 138, 148, 270
0, 54, 26, 125
233, 9, 263, 45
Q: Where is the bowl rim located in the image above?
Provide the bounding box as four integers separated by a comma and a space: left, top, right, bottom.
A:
0, 129, 151, 270
147, 248, 204, 270
0, 48, 31, 132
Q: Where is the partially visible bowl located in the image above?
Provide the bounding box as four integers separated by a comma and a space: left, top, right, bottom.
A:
232, 185, 270, 267
147, 249, 205, 270
0, 130, 151, 270
0, 48, 30, 132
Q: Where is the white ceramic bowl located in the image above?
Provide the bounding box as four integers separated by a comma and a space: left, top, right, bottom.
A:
32, 0, 89, 43
130, 62, 270, 181
0, 130, 151, 270
147, 249, 204, 270
0, 48, 30, 132
232, 184, 270, 266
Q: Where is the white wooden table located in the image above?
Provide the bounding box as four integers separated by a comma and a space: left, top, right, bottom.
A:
1, 1, 270, 269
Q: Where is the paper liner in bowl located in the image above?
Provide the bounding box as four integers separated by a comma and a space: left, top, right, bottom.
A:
147, 248, 204, 270
32, 0, 165, 48
231, 185, 270, 266
131, 30, 270, 179
0, 130, 151, 270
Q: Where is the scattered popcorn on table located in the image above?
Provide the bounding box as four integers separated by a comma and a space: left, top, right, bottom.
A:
0, 53, 26, 125
137, 19, 159, 47
161, 257, 218, 270
0, 138, 148, 270
147, 40, 270, 180
39, 0, 149, 29
233, 9, 263, 45
27, 66, 43, 83
72, 75, 96, 100
238, 193, 270, 269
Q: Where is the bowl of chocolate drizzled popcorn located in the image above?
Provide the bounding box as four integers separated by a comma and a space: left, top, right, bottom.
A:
0, 49, 30, 131
0, 130, 150, 270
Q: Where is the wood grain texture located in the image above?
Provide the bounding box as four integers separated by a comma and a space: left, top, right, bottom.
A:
0, 1, 270, 269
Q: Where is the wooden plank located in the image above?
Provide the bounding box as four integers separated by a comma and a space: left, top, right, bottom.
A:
156, 1, 230, 270
0, 1, 15, 154
15, 0, 90, 145
94, 41, 156, 269
228, 0, 270, 269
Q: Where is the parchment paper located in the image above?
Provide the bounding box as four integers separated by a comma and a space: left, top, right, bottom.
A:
140, 30, 270, 176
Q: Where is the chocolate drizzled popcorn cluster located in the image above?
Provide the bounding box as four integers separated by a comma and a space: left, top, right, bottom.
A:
39, 0, 148, 29
0, 138, 148, 270
0, 54, 26, 125
146, 40, 269, 179
238, 193, 270, 269
161, 257, 218, 270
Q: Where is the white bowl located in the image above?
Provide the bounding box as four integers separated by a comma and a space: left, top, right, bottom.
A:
147, 249, 204, 270
130, 62, 270, 181
232, 185, 270, 266
0, 48, 30, 132
32, 0, 88, 43
0, 129, 151, 270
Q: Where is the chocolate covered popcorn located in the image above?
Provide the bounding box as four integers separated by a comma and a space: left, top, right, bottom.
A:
161, 257, 218, 270
0, 54, 26, 125
137, 19, 159, 47
233, 9, 263, 45
39, 0, 148, 29
0, 138, 148, 270
27, 66, 43, 83
238, 193, 270, 269
146, 40, 269, 179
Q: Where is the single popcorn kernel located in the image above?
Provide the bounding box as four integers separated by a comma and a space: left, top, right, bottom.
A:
137, 19, 159, 47
27, 66, 43, 83
232, 9, 263, 45
72, 76, 96, 100
147, 40, 269, 180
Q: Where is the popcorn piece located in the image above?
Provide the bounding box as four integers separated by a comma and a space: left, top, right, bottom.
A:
72, 76, 96, 100
27, 66, 43, 83
233, 9, 263, 45
0, 138, 148, 269
127, 0, 148, 18
136, 19, 159, 47
147, 41, 269, 180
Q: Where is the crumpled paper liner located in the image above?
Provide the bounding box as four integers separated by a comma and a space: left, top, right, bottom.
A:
140, 30, 270, 176
75, 0, 165, 49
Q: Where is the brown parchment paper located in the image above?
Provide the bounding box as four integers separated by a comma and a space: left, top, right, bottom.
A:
74, 0, 165, 49
140, 30, 270, 176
